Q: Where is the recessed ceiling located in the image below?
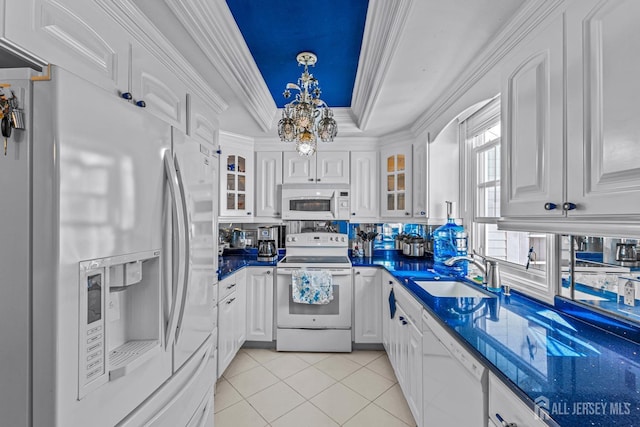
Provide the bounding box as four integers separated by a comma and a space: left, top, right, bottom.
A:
134, 0, 530, 139
226, 0, 369, 109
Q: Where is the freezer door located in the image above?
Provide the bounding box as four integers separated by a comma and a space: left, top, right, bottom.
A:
171, 128, 217, 370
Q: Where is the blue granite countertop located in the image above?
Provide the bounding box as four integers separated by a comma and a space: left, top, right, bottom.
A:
217, 248, 283, 280
220, 250, 640, 426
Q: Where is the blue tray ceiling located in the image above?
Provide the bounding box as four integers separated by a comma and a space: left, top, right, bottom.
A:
226, 0, 369, 108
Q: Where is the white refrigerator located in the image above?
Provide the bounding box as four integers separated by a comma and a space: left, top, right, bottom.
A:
0, 66, 218, 427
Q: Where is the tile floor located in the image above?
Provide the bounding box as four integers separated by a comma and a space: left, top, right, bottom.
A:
214, 348, 416, 427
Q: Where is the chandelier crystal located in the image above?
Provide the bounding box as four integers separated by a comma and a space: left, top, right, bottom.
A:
277, 52, 337, 156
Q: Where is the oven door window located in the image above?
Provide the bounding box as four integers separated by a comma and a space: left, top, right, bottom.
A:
289, 199, 331, 212
288, 285, 340, 315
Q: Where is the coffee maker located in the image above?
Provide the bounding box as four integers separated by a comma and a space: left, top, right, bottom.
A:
257, 226, 278, 262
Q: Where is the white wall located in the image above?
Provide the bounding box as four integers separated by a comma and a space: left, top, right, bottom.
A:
428, 120, 460, 225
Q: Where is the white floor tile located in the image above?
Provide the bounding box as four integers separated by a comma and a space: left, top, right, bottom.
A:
214, 378, 243, 413
270, 402, 339, 427
342, 350, 385, 366
343, 403, 411, 427
310, 382, 370, 425
243, 347, 283, 365
314, 354, 362, 380
222, 350, 259, 378
374, 384, 416, 426
293, 352, 334, 365
262, 353, 310, 379
284, 366, 337, 399
341, 367, 395, 401
214, 400, 268, 427
246, 381, 306, 423
365, 354, 397, 382
225, 365, 279, 398
217, 348, 415, 427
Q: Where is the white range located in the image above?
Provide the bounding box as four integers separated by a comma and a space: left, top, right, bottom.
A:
276, 232, 353, 352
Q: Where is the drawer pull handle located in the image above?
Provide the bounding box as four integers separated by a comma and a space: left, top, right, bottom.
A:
226, 283, 236, 290
226, 297, 236, 304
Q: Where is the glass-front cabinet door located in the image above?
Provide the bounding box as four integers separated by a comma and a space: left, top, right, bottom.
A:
219, 144, 254, 218
380, 146, 412, 218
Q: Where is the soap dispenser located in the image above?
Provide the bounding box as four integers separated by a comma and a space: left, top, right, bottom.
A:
433, 201, 468, 277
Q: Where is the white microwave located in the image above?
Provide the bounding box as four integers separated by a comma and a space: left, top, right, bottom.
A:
281, 184, 350, 220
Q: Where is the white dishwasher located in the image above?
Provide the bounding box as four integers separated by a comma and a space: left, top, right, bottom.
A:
422, 310, 487, 427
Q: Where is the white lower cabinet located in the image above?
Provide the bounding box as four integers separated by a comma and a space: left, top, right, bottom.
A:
388, 282, 423, 426
217, 270, 246, 378
353, 268, 382, 343
245, 267, 274, 342
489, 372, 548, 427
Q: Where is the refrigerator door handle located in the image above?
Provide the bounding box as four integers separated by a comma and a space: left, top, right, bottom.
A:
173, 154, 191, 345
164, 152, 187, 349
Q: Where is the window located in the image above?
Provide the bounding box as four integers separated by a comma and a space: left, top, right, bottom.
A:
461, 97, 553, 300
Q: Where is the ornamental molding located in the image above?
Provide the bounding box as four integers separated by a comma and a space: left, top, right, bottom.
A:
351, 0, 414, 131
164, 0, 276, 132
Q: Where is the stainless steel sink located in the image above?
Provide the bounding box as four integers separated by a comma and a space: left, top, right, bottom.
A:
413, 280, 495, 299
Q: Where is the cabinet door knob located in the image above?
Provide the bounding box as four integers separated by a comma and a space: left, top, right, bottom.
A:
401, 320, 408, 325
352, 212, 356, 216
355, 271, 361, 275
135, 100, 146, 108
247, 212, 252, 215
308, 178, 314, 181
316, 178, 321, 182
563, 202, 577, 211
226, 297, 236, 304
544, 202, 557, 211
420, 211, 425, 215
121, 92, 132, 100
405, 212, 410, 216
266, 270, 271, 275
274, 212, 280, 216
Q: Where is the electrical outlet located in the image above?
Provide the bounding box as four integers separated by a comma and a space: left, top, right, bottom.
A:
623, 280, 636, 307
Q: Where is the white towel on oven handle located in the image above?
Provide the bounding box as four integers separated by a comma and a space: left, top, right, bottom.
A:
291, 269, 334, 304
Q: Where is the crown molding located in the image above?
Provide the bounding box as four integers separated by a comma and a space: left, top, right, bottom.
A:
351, 0, 414, 131
164, 0, 276, 132
411, 0, 565, 136
95, 0, 228, 114
219, 130, 255, 148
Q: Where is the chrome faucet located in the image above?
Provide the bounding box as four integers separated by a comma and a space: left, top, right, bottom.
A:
444, 252, 502, 292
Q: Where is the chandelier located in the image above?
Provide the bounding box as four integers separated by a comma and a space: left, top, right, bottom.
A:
277, 52, 337, 156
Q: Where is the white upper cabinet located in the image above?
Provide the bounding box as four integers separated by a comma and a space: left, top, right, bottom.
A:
219, 137, 254, 219
3, 1, 189, 130
565, 0, 640, 219
350, 151, 379, 220
283, 151, 349, 184
501, 0, 640, 232
188, 93, 219, 150
2, 0, 129, 93
380, 145, 413, 218
500, 13, 564, 219
255, 152, 283, 218
412, 141, 428, 219
130, 41, 188, 132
